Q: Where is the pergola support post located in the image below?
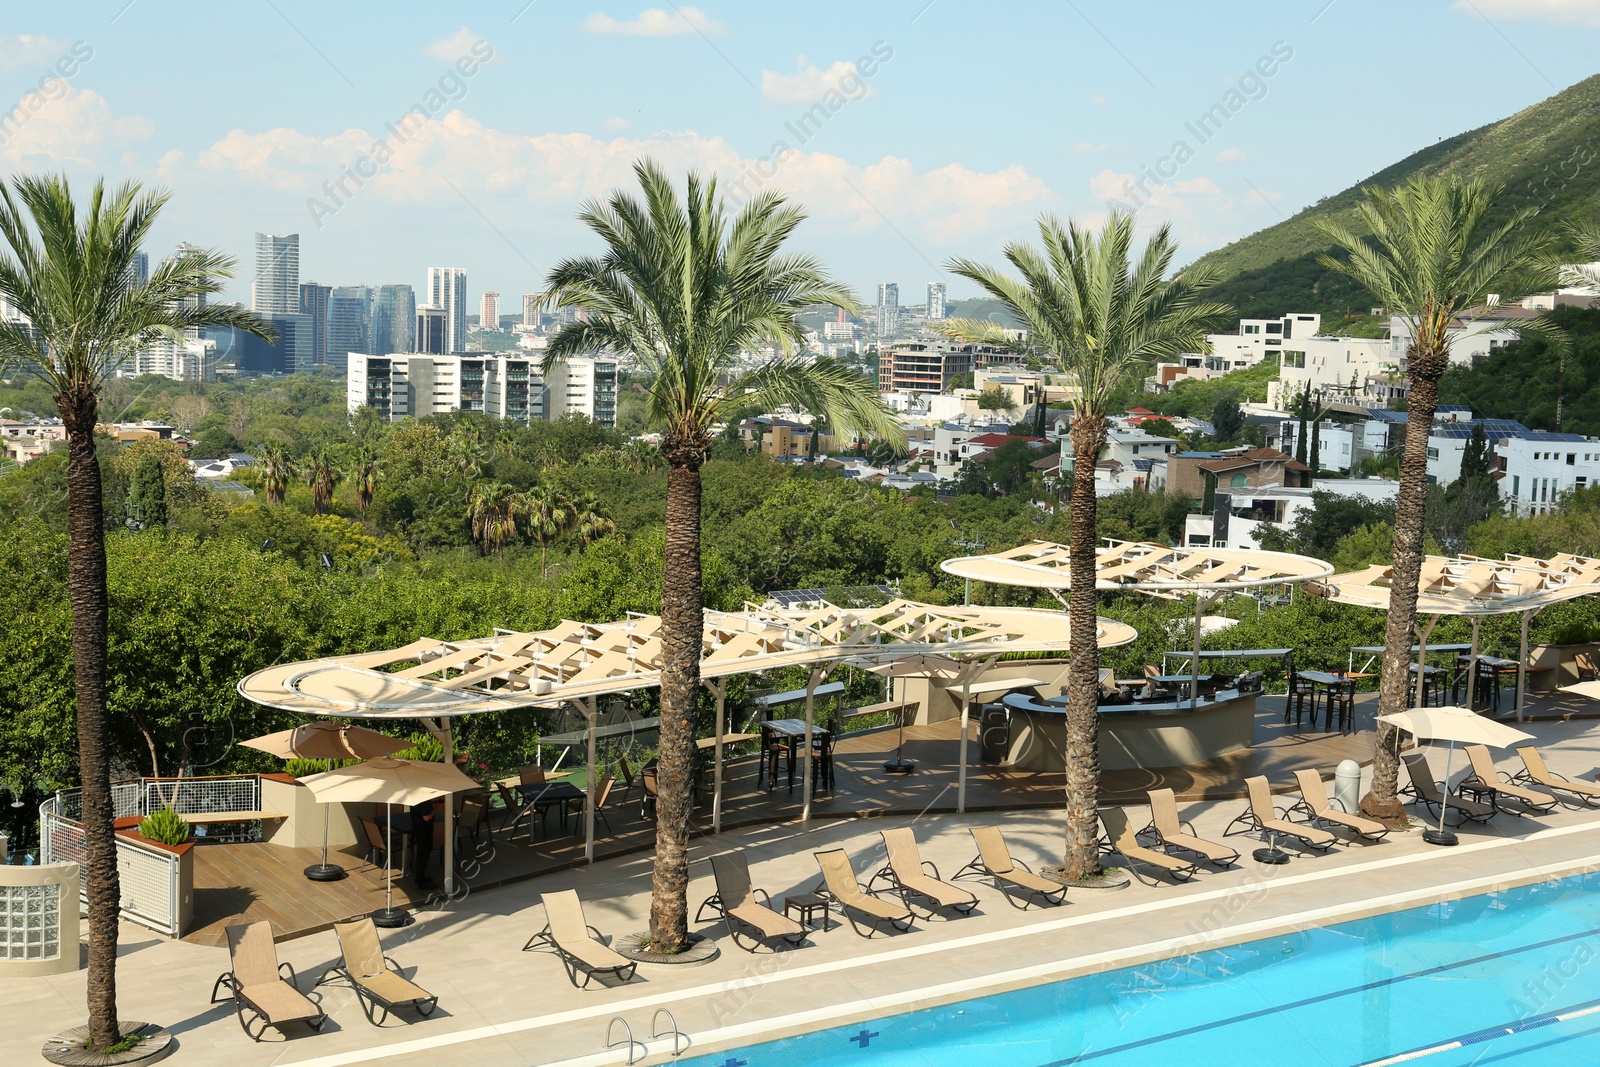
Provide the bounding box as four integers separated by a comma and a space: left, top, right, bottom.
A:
578, 697, 598, 864
1464, 617, 1482, 712
801, 667, 829, 824
956, 656, 998, 814
707, 678, 727, 834
423, 717, 454, 896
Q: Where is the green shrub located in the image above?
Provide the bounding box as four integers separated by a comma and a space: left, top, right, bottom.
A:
137, 806, 191, 846
1545, 619, 1600, 646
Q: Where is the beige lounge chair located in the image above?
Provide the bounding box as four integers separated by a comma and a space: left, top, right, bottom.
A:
1513, 746, 1600, 808
697, 851, 807, 951
1463, 745, 1557, 814
522, 889, 639, 988
953, 825, 1067, 909
868, 828, 977, 918
1223, 776, 1336, 852
1288, 770, 1389, 843
1401, 753, 1495, 824
210, 921, 327, 1041
317, 917, 438, 1025
813, 848, 914, 937
1142, 788, 1239, 866
1101, 806, 1199, 885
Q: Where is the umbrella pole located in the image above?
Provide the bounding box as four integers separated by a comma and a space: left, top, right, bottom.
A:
304, 757, 346, 881
1422, 740, 1460, 847
1465, 618, 1481, 711
711, 680, 725, 835
373, 803, 410, 926
958, 688, 970, 814
884, 674, 915, 774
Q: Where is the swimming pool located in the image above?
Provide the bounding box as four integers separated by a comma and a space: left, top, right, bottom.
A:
682, 870, 1600, 1067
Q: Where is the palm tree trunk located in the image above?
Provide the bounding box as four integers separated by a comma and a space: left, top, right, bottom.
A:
60, 390, 122, 1051
1062, 415, 1105, 880
650, 453, 702, 951
1362, 343, 1445, 821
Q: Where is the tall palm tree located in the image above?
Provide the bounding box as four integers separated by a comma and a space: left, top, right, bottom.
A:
523, 483, 572, 575
303, 446, 342, 515
352, 446, 380, 517
258, 441, 294, 506
1315, 176, 1559, 819
569, 490, 617, 546
943, 210, 1228, 880
0, 175, 270, 1053
542, 159, 900, 951
468, 481, 524, 558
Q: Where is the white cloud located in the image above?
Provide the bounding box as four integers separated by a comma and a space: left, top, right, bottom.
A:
0, 87, 151, 167
0, 34, 73, 73
1091, 90, 1110, 106
1212, 147, 1248, 163
582, 7, 724, 35
604, 117, 630, 130
1451, 0, 1600, 25
1071, 141, 1110, 154
761, 55, 874, 105
423, 27, 501, 64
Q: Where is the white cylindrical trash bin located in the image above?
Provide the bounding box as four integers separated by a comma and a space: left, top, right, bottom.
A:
1335, 758, 1362, 814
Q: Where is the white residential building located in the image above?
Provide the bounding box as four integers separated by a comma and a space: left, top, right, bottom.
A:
1269, 336, 1395, 408
1185, 478, 1400, 549
1206, 313, 1321, 369
1063, 427, 1179, 473
1276, 419, 1357, 473
347, 353, 544, 426
545, 355, 619, 427
931, 419, 1013, 478
252, 233, 299, 315
1498, 434, 1600, 516
426, 267, 469, 354
876, 282, 899, 338
130, 336, 218, 382
1388, 308, 1524, 370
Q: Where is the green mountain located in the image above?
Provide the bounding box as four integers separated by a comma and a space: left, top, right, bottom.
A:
1194, 74, 1600, 320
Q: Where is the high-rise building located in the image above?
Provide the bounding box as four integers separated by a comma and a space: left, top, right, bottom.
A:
121, 244, 207, 379
236, 312, 312, 375
326, 286, 371, 372
348, 352, 544, 425
876, 282, 899, 338
298, 282, 331, 367
545, 355, 619, 428
125, 251, 149, 292
371, 284, 416, 354
480, 291, 500, 330
877, 341, 975, 394
416, 305, 447, 355
521, 292, 541, 329
252, 233, 300, 315
426, 267, 467, 353
927, 282, 947, 321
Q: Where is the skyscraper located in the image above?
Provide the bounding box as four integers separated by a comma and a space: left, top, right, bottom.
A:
326, 286, 372, 373
372, 284, 416, 353
926, 281, 947, 321
480, 290, 500, 330
299, 282, 331, 367
416, 305, 447, 355
427, 267, 467, 353
125, 251, 149, 292
522, 292, 541, 329
876, 282, 899, 338
253, 233, 300, 315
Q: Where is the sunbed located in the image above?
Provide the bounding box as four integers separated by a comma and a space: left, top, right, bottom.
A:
868, 828, 977, 918
1101, 806, 1199, 885
210, 921, 327, 1041
317, 916, 438, 1025
522, 889, 639, 988
1400, 753, 1495, 824
1288, 770, 1390, 843
1512, 745, 1600, 808
699, 851, 807, 952
812, 848, 914, 937
1463, 744, 1558, 814
1223, 776, 1337, 852
952, 825, 1067, 909
1141, 788, 1239, 867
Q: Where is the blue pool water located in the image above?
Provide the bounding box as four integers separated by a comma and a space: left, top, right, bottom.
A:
683, 871, 1600, 1067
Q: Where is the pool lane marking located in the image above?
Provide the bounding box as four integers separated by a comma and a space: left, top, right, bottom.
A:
1355, 996, 1600, 1066
279, 820, 1600, 1067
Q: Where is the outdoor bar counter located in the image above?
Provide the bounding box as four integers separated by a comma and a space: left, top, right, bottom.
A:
1001, 688, 1257, 771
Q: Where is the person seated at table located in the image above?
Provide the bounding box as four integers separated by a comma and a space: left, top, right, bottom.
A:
410, 797, 443, 891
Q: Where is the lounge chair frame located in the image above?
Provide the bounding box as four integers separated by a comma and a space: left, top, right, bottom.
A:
1461, 745, 1558, 816
1138, 788, 1240, 867
695, 852, 808, 952
1512, 746, 1600, 809
1285, 770, 1390, 843
1399, 753, 1495, 825
812, 848, 914, 937
522, 890, 640, 988
316, 917, 438, 1025
952, 825, 1067, 909
1101, 807, 1201, 885
1223, 776, 1336, 852
210, 921, 328, 1042
867, 828, 977, 919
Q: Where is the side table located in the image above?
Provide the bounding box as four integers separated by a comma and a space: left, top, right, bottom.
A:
784, 892, 831, 932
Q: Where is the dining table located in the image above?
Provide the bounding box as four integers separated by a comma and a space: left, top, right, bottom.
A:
1295, 670, 1360, 730
761, 718, 830, 790
510, 780, 586, 836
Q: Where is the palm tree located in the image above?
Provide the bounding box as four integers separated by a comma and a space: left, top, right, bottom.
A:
541, 159, 900, 951
569, 490, 617, 546
303, 446, 342, 515
352, 447, 380, 517
258, 441, 294, 506
943, 210, 1228, 880
1314, 176, 1559, 820
523, 483, 573, 575
0, 175, 271, 1053
623, 437, 662, 474
468, 481, 524, 558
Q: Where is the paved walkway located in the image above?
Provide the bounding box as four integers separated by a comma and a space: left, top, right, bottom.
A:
8, 716, 1600, 1066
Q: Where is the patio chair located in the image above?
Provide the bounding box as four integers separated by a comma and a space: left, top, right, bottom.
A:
1512, 745, 1600, 808
1283, 671, 1315, 729
456, 792, 491, 851
493, 779, 527, 836
565, 774, 615, 834
518, 765, 546, 787
1100, 806, 1199, 885
640, 766, 659, 819
359, 816, 403, 874
1400, 753, 1495, 824
316, 917, 438, 1025
812, 848, 914, 937
952, 825, 1067, 909
210, 921, 327, 1042
867, 828, 977, 918
697, 851, 807, 952
615, 756, 639, 803
1223, 776, 1337, 852
1141, 788, 1239, 867
1462, 745, 1558, 815
522, 889, 639, 988
1287, 770, 1389, 843
1574, 650, 1598, 681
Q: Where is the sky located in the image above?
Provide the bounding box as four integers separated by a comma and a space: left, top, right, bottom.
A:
4, 1, 1600, 310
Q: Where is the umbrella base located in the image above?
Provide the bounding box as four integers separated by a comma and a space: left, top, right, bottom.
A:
303, 863, 347, 882
371, 907, 413, 928
1252, 847, 1291, 865
883, 759, 916, 775
1422, 829, 1459, 847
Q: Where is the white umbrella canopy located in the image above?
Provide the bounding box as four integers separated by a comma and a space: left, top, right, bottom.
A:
1562, 680, 1600, 703
299, 757, 480, 805
1376, 706, 1535, 748
242, 720, 410, 761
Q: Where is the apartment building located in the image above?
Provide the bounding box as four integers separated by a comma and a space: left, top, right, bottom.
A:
346, 353, 544, 426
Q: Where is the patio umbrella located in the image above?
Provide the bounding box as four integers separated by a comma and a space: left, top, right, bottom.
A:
1562, 680, 1600, 702
1376, 706, 1534, 847
242, 721, 409, 882
867, 655, 963, 774
299, 757, 480, 927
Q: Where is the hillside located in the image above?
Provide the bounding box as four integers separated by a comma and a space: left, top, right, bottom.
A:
1193, 74, 1600, 319
1439, 305, 1600, 437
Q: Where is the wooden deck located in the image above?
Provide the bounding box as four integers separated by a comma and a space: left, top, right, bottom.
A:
185, 692, 1387, 945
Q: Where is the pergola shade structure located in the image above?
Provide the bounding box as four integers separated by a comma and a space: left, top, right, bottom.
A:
941, 540, 1335, 704
1306, 552, 1600, 716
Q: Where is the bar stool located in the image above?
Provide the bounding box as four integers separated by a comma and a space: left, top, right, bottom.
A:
1326, 681, 1355, 733
810, 731, 835, 793
1284, 672, 1315, 729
